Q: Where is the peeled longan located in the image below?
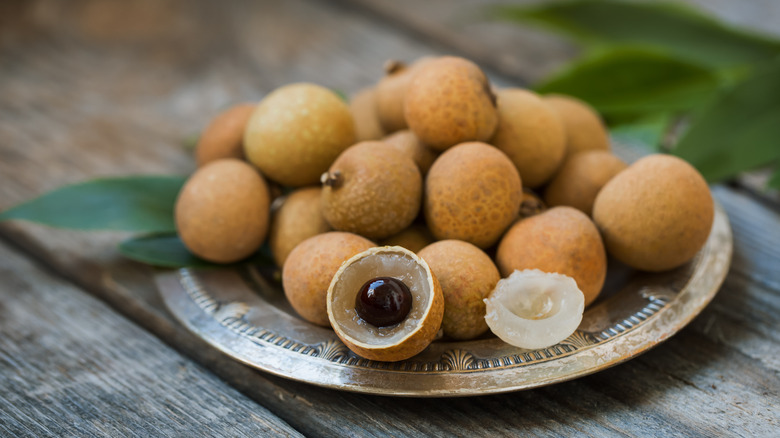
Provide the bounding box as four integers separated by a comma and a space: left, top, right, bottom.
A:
545, 150, 627, 216
195, 103, 255, 167
491, 89, 566, 188
593, 154, 714, 272
175, 159, 270, 264
544, 94, 610, 159
496, 206, 607, 307
244, 83, 355, 187
418, 240, 500, 340
269, 187, 331, 268
425, 142, 522, 249
321, 141, 422, 240
349, 87, 386, 142
282, 232, 375, 327
405, 56, 498, 151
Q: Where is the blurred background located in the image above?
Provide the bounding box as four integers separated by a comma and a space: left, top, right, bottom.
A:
1, 0, 779, 195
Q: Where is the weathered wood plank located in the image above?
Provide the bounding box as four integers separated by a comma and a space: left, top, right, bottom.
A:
0, 0, 778, 436
0, 241, 302, 438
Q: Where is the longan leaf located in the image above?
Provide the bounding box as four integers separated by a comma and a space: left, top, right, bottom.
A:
609, 114, 670, 152
769, 168, 780, 190
673, 57, 780, 182
0, 176, 186, 232
536, 47, 720, 118
493, 0, 780, 68
119, 234, 275, 268
119, 234, 213, 268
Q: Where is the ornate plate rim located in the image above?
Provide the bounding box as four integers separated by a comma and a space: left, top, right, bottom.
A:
155, 202, 732, 397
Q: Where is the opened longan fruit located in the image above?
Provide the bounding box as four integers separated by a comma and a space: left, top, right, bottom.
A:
327, 246, 444, 362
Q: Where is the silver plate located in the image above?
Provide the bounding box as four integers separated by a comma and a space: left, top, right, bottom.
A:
156, 202, 732, 397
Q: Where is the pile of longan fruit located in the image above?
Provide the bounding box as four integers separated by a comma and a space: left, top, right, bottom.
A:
176, 55, 714, 345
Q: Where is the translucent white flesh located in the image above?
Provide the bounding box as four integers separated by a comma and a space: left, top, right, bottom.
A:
484, 269, 584, 350
330, 252, 430, 346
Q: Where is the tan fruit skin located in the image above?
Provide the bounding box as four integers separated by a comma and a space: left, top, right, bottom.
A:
593, 154, 714, 272
425, 142, 522, 249
379, 224, 434, 254
545, 150, 627, 216
244, 83, 355, 187
175, 159, 270, 264
349, 88, 386, 142
195, 103, 256, 167
328, 246, 444, 362
321, 141, 422, 240
491, 89, 566, 188
544, 94, 610, 159
282, 232, 375, 327
383, 130, 438, 175
375, 66, 413, 133
269, 187, 331, 268
418, 240, 500, 340
405, 56, 498, 151
496, 206, 607, 307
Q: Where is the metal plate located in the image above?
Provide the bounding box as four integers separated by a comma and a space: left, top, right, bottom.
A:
156, 202, 732, 397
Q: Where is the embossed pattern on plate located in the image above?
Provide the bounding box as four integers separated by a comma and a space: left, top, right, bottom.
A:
155, 203, 732, 396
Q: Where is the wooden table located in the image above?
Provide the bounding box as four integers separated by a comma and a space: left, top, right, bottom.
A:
1, 1, 778, 436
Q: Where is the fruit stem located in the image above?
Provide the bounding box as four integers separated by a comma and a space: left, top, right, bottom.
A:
321, 171, 343, 188
384, 59, 407, 75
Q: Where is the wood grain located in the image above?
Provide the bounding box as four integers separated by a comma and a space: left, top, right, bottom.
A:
0, 241, 302, 437
0, 0, 778, 436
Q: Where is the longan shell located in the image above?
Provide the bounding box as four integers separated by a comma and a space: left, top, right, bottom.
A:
327, 246, 444, 362
496, 206, 607, 307
544, 94, 610, 159
592, 154, 714, 272
282, 232, 375, 327
195, 103, 256, 167
349, 88, 386, 142
418, 240, 500, 340
383, 130, 438, 176
321, 141, 422, 240
490, 89, 566, 188
545, 150, 627, 216
244, 83, 355, 187
425, 142, 522, 249
175, 159, 270, 264
269, 187, 331, 268
405, 56, 498, 151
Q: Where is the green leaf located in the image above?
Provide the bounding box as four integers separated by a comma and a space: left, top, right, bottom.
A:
0, 176, 186, 232
119, 234, 275, 268
768, 167, 780, 190
493, 0, 780, 68
536, 47, 720, 117
119, 234, 214, 268
182, 134, 200, 150
673, 57, 780, 182
610, 114, 670, 152
332, 88, 348, 102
